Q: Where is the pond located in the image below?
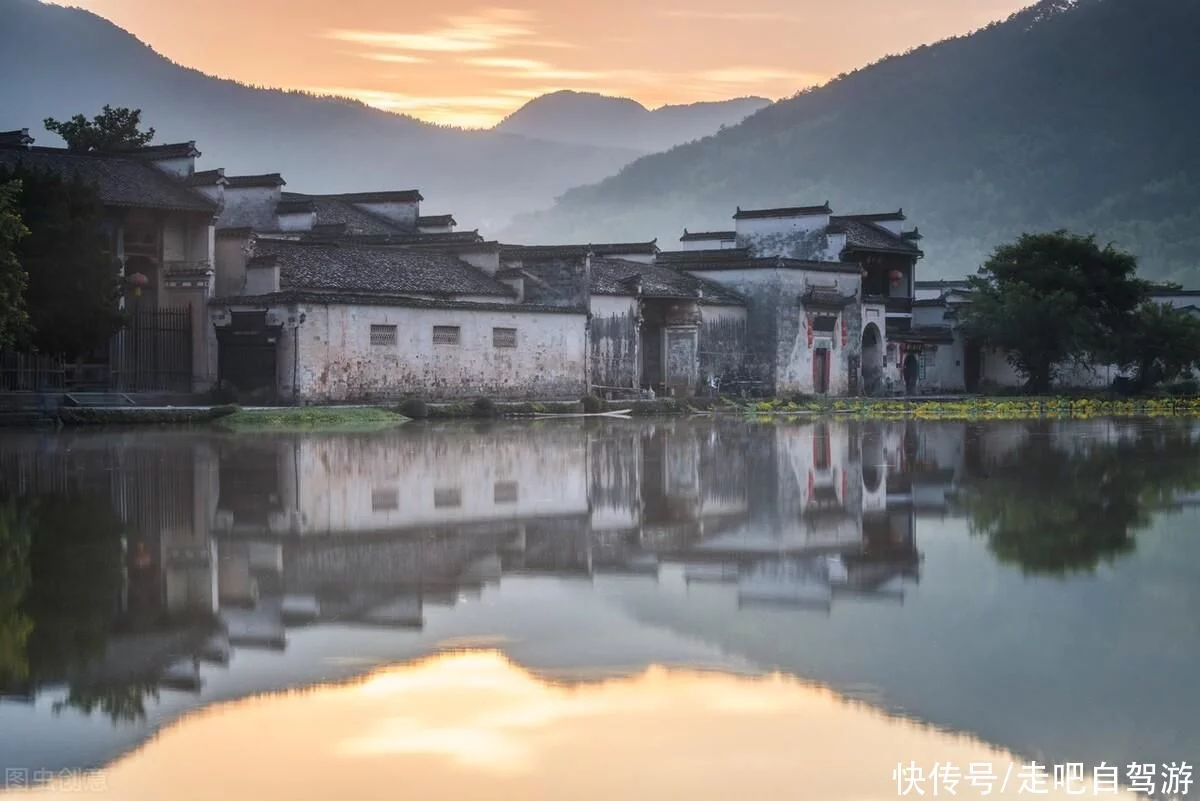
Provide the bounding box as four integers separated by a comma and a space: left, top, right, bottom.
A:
0, 418, 1196, 800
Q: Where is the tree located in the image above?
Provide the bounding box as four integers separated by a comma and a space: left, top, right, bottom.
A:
1, 165, 125, 359
0, 179, 30, 349
1114, 301, 1200, 391
958, 231, 1149, 393
44, 105, 155, 153
957, 421, 1200, 576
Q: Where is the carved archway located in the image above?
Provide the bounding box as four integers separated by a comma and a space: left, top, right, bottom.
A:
861, 323, 884, 396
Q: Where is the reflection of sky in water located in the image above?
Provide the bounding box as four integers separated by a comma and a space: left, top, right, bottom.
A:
1, 420, 1198, 796
3, 651, 1143, 801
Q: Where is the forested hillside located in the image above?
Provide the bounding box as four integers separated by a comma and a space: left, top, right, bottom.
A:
505, 0, 1200, 283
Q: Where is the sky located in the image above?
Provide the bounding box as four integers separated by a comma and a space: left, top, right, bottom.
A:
50, 0, 1031, 128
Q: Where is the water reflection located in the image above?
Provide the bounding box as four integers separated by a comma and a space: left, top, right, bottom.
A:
0, 418, 1197, 792
2, 651, 1141, 801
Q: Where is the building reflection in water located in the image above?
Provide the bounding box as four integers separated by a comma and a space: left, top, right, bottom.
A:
5, 417, 1196, 708
0, 419, 931, 702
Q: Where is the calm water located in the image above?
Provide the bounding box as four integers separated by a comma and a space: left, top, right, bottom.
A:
0, 418, 1197, 800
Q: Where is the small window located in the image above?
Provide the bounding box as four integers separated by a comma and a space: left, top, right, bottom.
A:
370, 324, 397, 347
494, 481, 519, 504
371, 488, 399, 511
493, 327, 517, 349
434, 488, 462, 508
432, 325, 460, 345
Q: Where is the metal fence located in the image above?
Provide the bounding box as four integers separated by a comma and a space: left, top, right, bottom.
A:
0, 351, 66, 391
108, 306, 193, 392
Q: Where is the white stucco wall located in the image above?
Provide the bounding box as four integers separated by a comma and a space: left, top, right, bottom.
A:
291, 430, 590, 535
735, 212, 830, 241
149, 156, 195, 178
219, 186, 282, 230
351, 200, 419, 227
277, 211, 314, 232
293, 302, 588, 401
680, 237, 736, 251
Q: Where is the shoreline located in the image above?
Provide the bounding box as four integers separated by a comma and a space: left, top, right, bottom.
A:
4, 394, 1200, 429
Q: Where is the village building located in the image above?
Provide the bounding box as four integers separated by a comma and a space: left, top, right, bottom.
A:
661, 202, 930, 396
0, 129, 220, 393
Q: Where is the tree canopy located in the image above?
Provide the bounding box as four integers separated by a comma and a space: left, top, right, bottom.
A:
0, 165, 125, 359
0, 179, 30, 349
958, 231, 1151, 393
44, 105, 155, 153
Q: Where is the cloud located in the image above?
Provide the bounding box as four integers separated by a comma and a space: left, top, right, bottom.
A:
465, 56, 608, 82
696, 67, 825, 85
351, 52, 429, 64
657, 9, 807, 22
327, 7, 572, 55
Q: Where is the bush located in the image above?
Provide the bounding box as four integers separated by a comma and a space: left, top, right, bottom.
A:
580, 394, 604, 413
471, 396, 497, 418
1166, 380, 1199, 397
399, 398, 429, 419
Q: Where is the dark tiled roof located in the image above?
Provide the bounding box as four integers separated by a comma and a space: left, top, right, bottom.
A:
253, 238, 513, 298
319, 190, 423, 204
417, 214, 456, 227
588, 257, 745, 305
659, 249, 862, 275
123, 141, 200, 159
280, 193, 407, 236
0, 130, 34, 147
733, 202, 831, 220
187, 168, 226, 186
213, 290, 581, 315
837, 209, 905, 223
226, 173, 286, 188
915, 279, 970, 290
276, 199, 315, 215
303, 231, 486, 246
216, 227, 254, 238
830, 217, 922, 256
501, 241, 659, 260
0, 146, 218, 213
801, 287, 858, 308
680, 229, 736, 242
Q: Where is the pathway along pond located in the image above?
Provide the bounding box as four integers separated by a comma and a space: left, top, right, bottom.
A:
0, 418, 1196, 800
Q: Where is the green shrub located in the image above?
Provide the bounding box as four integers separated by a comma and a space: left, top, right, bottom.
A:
399, 398, 429, 419
580, 394, 604, 414
472, 397, 497, 418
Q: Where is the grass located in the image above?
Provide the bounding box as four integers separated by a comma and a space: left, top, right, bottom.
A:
215, 406, 409, 433
722, 395, 1200, 421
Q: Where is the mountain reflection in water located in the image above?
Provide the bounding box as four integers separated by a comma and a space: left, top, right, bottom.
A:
0, 418, 1198, 795
2, 651, 1141, 801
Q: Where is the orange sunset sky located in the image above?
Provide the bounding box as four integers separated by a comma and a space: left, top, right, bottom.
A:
49, 0, 1031, 128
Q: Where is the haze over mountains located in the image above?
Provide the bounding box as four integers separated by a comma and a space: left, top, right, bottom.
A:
496, 91, 771, 153
506, 0, 1200, 283
0, 0, 767, 230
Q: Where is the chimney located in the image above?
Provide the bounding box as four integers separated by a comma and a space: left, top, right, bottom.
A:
0, 129, 34, 149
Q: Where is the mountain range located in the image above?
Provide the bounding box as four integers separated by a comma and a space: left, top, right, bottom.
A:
496, 91, 770, 153
0, 0, 767, 230
505, 0, 1200, 283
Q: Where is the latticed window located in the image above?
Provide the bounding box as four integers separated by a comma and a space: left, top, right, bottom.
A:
493, 327, 517, 348
434, 487, 462, 508
432, 325, 460, 345
370, 324, 397, 346
371, 488, 399, 511
494, 481, 519, 503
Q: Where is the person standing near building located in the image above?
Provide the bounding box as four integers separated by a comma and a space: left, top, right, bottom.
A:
903, 352, 920, 395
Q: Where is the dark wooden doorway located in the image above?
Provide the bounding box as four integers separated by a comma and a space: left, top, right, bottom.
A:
813, 348, 830, 394
964, 339, 982, 393
217, 312, 280, 404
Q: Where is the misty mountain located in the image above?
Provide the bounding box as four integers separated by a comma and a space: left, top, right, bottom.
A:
505, 0, 1200, 284
0, 0, 745, 231
494, 91, 770, 153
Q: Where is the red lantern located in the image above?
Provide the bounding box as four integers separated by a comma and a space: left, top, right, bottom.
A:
840, 317, 848, 348
127, 271, 149, 298
807, 323, 814, 348
889, 269, 903, 286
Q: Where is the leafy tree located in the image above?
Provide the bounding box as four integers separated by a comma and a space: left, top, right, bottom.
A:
1, 165, 125, 359
0, 179, 30, 349
957, 421, 1200, 575
958, 231, 1148, 393
0, 500, 33, 686
43, 105, 155, 153
1114, 301, 1200, 390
